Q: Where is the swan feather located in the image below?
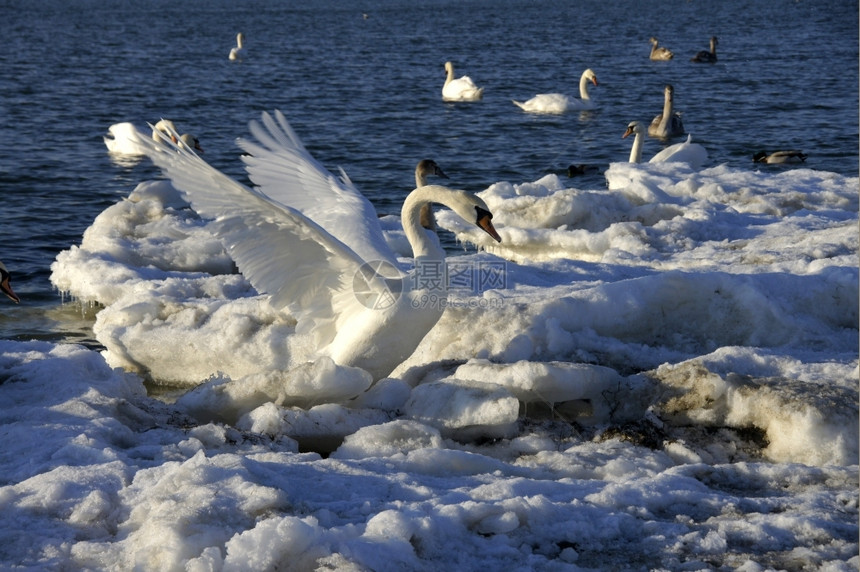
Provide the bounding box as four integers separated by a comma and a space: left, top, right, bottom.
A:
136, 112, 501, 379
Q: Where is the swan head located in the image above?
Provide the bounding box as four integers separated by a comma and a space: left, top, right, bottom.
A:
623, 121, 643, 138
444, 61, 455, 76
470, 202, 502, 243
664, 84, 675, 101
416, 159, 448, 181
445, 189, 501, 243
0, 262, 19, 303
583, 68, 598, 86
153, 119, 179, 143
179, 134, 204, 153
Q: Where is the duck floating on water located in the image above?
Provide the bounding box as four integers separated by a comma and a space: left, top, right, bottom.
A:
753, 150, 807, 164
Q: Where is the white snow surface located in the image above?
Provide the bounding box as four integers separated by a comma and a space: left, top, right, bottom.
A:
5, 162, 855, 570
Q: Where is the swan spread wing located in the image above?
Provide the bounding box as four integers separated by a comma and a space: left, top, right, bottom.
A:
238, 110, 400, 271
136, 124, 388, 350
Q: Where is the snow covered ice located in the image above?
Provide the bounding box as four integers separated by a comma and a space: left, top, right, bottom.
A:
3, 159, 855, 570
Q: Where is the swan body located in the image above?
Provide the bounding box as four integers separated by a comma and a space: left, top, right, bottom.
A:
623, 121, 707, 169
753, 150, 807, 164
442, 61, 484, 102
0, 261, 19, 303
648, 84, 684, 138
649, 37, 674, 61
691, 36, 718, 63
650, 134, 708, 169
415, 159, 449, 230
104, 120, 202, 155
138, 110, 501, 380
229, 33, 245, 61
513, 68, 598, 114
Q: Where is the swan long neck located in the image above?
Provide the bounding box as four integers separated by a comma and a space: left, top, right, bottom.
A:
579, 72, 592, 100
402, 185, 449, 260
415, 169, 437, 231
710, 37, 716, 55
444, 64, 455, 87
659, 88, 673, 129
629, 129, 643, 163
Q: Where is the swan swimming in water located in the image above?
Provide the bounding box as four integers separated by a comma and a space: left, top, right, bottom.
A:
442, 61, 484, 102
513, 68, 598, 114
648, 84, 684, 138
649, 37, 674, 61
623, 120, 707, 169
104, 120, 203, 156
691, 36, 718, 63
229, 33, 245, 61
137, 110, 501, 380
0, 261, 19, 303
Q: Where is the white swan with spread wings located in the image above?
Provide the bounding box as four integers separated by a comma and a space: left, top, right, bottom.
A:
137, 111, 501, 380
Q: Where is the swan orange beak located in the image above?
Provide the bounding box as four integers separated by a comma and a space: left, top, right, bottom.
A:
476, 210, 502, 243
623, 126, 634, 138
591, 77, 599, 86
1, 274, 19, 303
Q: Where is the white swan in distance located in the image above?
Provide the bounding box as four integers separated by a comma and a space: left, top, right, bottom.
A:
753, 150, 807, 164
442, 61, 484, 102
229, 33, 245, 61
691, 36, 718, 63
649, 37, 673, 61
0, 261, 19, 303
139, 110, 501, 381
104, 120, 203, 156
513, 68, 598, 114
623, 120, 707, 169
648, 84, 684, 138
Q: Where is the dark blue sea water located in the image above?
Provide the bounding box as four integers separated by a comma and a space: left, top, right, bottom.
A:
1, 0, 857, 344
